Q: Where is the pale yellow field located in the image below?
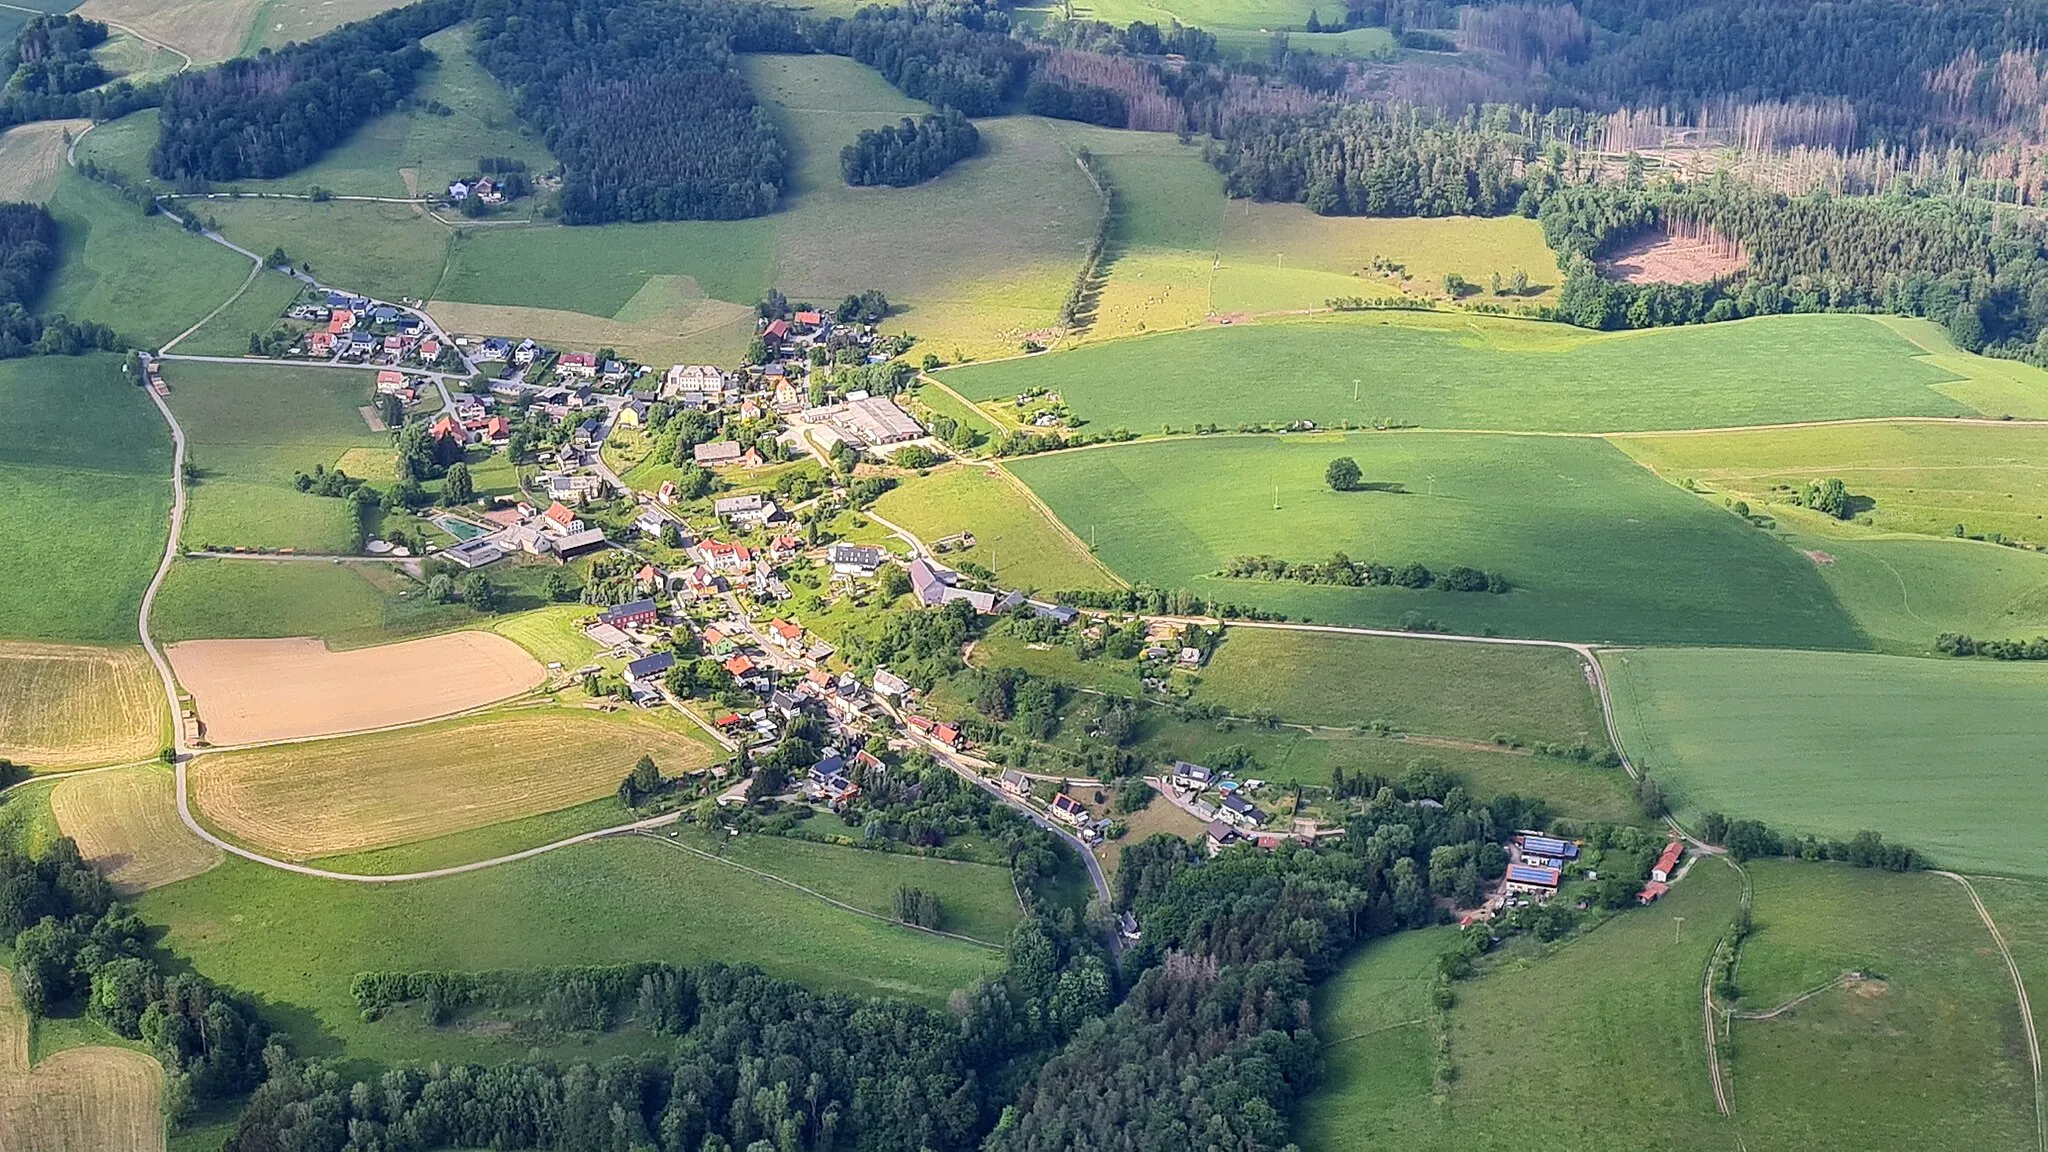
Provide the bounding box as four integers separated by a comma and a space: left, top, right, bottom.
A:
0, 642, 166, 769
1213, 207, 1564, 311
0, 977, 163, 1152
189, 708, 720, 858
0, 120, 90, 203
429, 287, 757, 368
168, 631, 544, 746
50, 765, 222, 893
76, 0, 264, 64
249, 0, 414, 51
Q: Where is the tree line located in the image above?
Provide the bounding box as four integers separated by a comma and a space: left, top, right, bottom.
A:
2, 838, 273, 1122
0, 201, 120, 358
802, 2, 1029, 118
840, 108, 979, 187
1222, 552, 1510, 593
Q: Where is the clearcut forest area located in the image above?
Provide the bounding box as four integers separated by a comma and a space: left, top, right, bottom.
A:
7, 0, 2048, 1150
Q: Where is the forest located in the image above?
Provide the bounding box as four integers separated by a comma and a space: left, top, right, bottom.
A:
151, 0, 467, 181
471, 0, 802, 224
3, 14, 108, 98
0, 201, 118, 357
840, 108, 979, 187
804, 3, 1029, 117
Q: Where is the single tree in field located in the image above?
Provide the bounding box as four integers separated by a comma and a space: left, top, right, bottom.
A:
460, 572, 497, 611
443, 461, 473, 504
1325, 456, 1362, 492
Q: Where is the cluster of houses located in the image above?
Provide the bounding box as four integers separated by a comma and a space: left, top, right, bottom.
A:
1169, 759, 1271, 833
993, 771, 1122, 844
446, 176, 507, 206
302, 292, 447, 366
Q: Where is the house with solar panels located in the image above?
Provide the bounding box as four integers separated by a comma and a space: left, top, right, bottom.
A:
1503, 862, 1562, 898
1517, 832, 1582, 870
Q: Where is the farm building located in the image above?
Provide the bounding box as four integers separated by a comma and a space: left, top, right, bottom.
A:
691, 440, 744, 465
625, 652, 675, 684
907, 559, 1022, 614
1650, 841, 1684, 883
599, 599, 659, 629
551, 528, 609, 559
1504, 863, 1562, 896
802, 395, 926, 446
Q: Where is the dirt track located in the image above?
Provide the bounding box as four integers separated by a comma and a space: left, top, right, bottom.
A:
168, 632, 544, 746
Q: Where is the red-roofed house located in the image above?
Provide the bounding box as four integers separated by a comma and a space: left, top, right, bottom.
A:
762, 319, 790, 343
557, 351, 598, 377
309, 331, 335, 355
542, 501, 582, 533
430, 414, 466, 445
419, 339, 440, 361
483, 415, 512, 443
328, 310, 355, 334
1650, 841, 1684, 883
375, 370, 407, 393
933, 723, 963, 749
793, 310, 823, 327
768, 619, 804, 649
768, 534, 801, 559
723, 654, 756, 677
635, 564, 662, 592
700, 540, 753, 572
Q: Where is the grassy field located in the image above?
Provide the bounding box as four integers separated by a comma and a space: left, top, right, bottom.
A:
1972, 876, 2048, 1078
1773, 527, 2048, 654
1009, 433, 1866, 647
171, 269, 307, 357
1614, 420, 2048, 544
0, 642, 165, 769
0, 119, 89, 203
0, 355, 171, 644
200, 197, 450, 302
745, 54, 1100, 363
945, 312, 1995, 433
1213, 204, 1561, 313
189, 707, 719, 859
162, 359, 391, 553
1196, 627, 1608, 748
135, 842, 1007, 1069
1302, 859, 1740, 1150
151, 558, 481, 646
1603, 647, 2048, 875
1724, 862, 2036, 1150
49, 763, 221, 893
244, 0, 414, 52
489, 604, 603, 668
40, 170, 255, 348
0, 971, 164, 1152
869, 464, 1118, 592
1295, 926, 1458, 1149
76, 0, 262, 62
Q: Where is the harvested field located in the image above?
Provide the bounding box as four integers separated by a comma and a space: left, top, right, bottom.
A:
0, 977, 163, 1152
1601, 228, 1747, 284
0, 120, 89, 202
76, 0, 264, 63
168, 631, 544, 746
188, 709, 721, 859
0, 642, 166, 769
50, 765, 221, 893
428, 294, 756, 368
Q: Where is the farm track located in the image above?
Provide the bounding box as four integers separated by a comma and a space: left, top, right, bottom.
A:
1939, 870, 2048, 1152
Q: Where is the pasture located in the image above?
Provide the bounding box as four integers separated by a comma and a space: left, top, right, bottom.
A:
1196, 626, 1608, 749
1008, 433, 1866, 647
1613, 420, 2048, 544
869, 464, 1118, 592
1301, 859, 1740, 1151
150, 558, 480, 646
944, 312, 1988, 433
162, 359, 393, 554
244, 0, 415, 52
170, 269, 307, 357
187, 707, 718, 859
1602, 647, 2048, 875
0, 976, 164, 1152
1295, 926, 1458, 1149
135, 842, 1007, 1068
0, 355, 170, 644
39, 170, 254, 348
1213, 208, 1560, 311
1973, 876, 2048, 1065
489, 603, 602, 668
1779, 527, 2048, 655
0, 120, 90, 203
49, 764, 221, 893
744, 54, 1100, 362
201, 197, 451, 303
1724, 862, 2036, 1150
0, 642, 165, 769
76, 0, 259, 63
167, 631, 543, 746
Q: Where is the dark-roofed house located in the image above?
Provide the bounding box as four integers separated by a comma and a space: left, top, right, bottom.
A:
1033, 603, 1080, 625
625, 652, 675, 684
1049, 793, 1087, 825
1504, 863, 1561, 896
1204, 820, 1238, 853
599, 599, 658, 628
827, 543, 887, 577
998, 769, 1030, 795
1172, 761, 1213, 788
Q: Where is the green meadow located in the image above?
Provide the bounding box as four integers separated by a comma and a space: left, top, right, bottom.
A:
173, 269, 311, 357
1300, 858, 1740, 1151
1614, 419, 2048, 544
39, 170, 255, 348
0, 355, 171, 643
151, 558, 470, 645
947, 312, 1992, 433
1008, 433, 1866, 647
869, 464, 1118, 592
1725, 862, 2036, 1151
163, 360, 391, 554
1602, 646, 2048, 875
200, 197, 451, 302
1196, 627, 1608, 748
1973, 876, 2048, 1058
135, 839, 1005, 1071
1774, 526, 2048, 654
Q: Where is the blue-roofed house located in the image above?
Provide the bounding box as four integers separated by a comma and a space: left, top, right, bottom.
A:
325, 290, 351, 307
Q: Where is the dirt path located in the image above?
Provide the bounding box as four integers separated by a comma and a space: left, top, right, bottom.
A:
1938, 870, 2047, 1152
1728, 971, 1866, 1021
